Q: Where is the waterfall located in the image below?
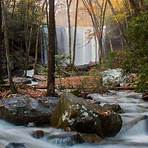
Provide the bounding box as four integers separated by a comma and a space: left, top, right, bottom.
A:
40, 25, 102, 66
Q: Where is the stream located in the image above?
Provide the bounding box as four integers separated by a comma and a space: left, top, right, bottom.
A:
0, 90, 148, 148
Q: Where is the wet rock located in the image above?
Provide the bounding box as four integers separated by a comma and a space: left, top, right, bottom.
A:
47, 131, 84, 145
142, 92, 148, 101
103, 104, 124, 114
80, 134, 103, 144
101, 113, 123, 137
27, 122, 36, 127
5, 143, 27, 148
32, 130, 45, 139
0, 95, 59, 125
86, 99, 100, 105
72, 116, 99, 134
33, 75, 47, 81
86, 95, 94, 100
51, 93, 122, 137
12, 77, 32, 84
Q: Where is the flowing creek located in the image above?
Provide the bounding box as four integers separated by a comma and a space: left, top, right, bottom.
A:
0, 90, 148, 148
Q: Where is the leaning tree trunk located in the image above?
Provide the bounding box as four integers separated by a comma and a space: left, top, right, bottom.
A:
2, 1, 17, 93
47, 0, 56, 96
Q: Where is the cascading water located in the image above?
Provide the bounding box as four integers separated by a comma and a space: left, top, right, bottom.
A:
40, 25, 100, 66
0, 91, 148, 148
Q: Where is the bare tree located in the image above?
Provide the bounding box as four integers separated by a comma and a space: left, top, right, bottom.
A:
82, 0, 108, 63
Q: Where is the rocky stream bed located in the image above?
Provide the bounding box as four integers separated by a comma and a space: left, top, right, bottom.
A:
0, 90, 147, 148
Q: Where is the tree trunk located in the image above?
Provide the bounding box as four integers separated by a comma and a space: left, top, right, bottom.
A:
82, 0, 100, 64
0, 1, 2, 48
33, 25, 40, 74
109, 39, 113, 52
26, 26, 33, 69
128, 0, 139, 15
0, 0, 3, 81
107, 0, 128, 45
139, 0, 144, 10
47, 0, 56, 96
100, 0, 107, 59
72, 0, 79, 67
66, 0, 72, 64
24, 0, 32, 76
0, 1, 2, 42
2, 1, 17, 93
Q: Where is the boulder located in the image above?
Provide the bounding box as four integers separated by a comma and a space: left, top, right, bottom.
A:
12, 77, 32, 84
5, 143, 27, 148
103, 104, 124, 114
51, 93, 122, 137
0, 95, 58, 125
32, 130, 45, 139
142, 92, 148, 101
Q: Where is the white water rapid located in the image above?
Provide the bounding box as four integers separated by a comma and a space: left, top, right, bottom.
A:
0, 91, 148, 148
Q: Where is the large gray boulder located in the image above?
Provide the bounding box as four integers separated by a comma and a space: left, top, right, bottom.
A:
5, 143, 27, 148
51, 93, 122, 137
0, 95, 58, 125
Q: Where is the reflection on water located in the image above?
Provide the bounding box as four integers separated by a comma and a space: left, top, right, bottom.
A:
0, 91, 148, 148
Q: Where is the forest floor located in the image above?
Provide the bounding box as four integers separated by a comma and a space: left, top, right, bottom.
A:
0, 72, 136, 99
0, 75, 101, 98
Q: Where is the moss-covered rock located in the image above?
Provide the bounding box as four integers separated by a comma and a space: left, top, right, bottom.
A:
51, 93, 122, 137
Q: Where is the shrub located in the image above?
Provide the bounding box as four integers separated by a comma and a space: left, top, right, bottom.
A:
123, 12, 148, 92
104, 50, 127, 69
